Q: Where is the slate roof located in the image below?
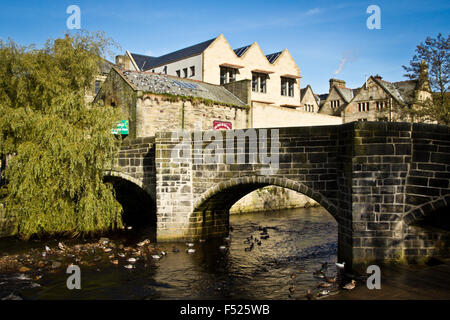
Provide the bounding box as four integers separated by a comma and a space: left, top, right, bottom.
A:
300, 87, 308, 100
121, 70, 246, 106
130, 37, 216, 71
392, 80, 417, 104
265, 52, 282, 63
335, 86, 354, 103
233, 45, 251, 57
316, 94, 329, 106
373, 77, 418, 105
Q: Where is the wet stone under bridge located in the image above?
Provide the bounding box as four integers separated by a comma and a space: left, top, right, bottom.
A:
106, 121, 450, 270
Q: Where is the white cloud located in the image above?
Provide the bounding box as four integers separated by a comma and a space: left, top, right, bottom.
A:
306, 8, 321, 16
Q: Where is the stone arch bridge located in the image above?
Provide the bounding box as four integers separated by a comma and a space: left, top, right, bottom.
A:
106, 122, 450, 269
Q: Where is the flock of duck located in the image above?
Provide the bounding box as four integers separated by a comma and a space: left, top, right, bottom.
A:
298, 261, 357, 299
166, 224, 358, 300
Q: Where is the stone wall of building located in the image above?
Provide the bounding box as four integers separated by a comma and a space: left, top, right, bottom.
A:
95, 68, 138, 138
202, 35, 302, 107
300, 86, 319, 113
343, 77, 394, 123
135, 93, 249, 137
252, 102, 342, 128
318, 86, 346, 116
223, 80, 251, 105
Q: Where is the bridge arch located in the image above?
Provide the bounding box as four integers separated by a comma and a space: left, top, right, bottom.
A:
190, 175, 339, 239
104, 170, 154, 199
194, 176, 338, 219
403, 194, 450, 226
103, 171, 156, 235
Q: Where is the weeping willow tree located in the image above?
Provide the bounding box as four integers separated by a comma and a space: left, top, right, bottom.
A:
0, 32, 124, 239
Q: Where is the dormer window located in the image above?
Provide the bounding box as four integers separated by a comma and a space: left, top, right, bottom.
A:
281, 77, 295, 97
220, 66, 237, 85
252, 72, 267, 93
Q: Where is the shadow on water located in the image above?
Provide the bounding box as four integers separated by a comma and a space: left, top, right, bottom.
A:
1, 207, 339, 300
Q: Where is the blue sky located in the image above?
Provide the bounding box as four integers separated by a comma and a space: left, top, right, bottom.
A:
0, 0, 449, 93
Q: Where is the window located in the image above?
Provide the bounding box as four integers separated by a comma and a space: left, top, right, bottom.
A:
281, 79, 287, 96
252, 72, 268, 93
331, 100, 340, 109
183, 68, 188, 78
288, 81, 294, 97
281, 78, 295, 97
94, 80, 101, 95
305, 104, 314, 112
376, 100, 388, 111
252, 74, 258, 92
358, 102, 370, 112
220, 67, 237, 84
190, 66, 195, 77
229, 69, 236, 82
152, 69, 155, 73
260, 75, 266, 93
176, 70, 181, 77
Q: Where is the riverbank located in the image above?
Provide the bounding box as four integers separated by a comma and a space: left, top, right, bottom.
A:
230, 186, 318, 214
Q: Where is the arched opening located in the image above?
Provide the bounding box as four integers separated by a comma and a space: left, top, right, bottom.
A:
414, 205, 450, 231
104, 174, 156, 240
230, 185, 319, 214
405, 196, 450, 230
189, 177, 341, 297
192, 176, 339, 232
404, 197, 450, 262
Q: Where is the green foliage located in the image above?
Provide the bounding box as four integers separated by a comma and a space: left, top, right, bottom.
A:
0, 32, 124, 239
402, 33, 449, 125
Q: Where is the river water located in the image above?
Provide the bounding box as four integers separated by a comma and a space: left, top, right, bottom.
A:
0, 207, 339, 300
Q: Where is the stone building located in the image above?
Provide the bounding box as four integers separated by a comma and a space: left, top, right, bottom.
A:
318, 79, 357, 117
95, 67, 249, 138
318, 62, 432, 123
343, 73, 432, 123
300, 85, 320, 113
116, 34, 303, 109
85, 59, 115, 104
96, 64, 342, 138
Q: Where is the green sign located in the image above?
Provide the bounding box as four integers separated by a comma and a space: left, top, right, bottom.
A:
111, 120, 129, 135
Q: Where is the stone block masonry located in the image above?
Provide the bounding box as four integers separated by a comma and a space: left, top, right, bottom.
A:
1, 122, 448, 272
146, 122, 450, 270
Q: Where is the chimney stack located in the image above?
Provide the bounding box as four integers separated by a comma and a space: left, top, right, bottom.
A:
329, 78, 346, 90
115, 54, 130, 70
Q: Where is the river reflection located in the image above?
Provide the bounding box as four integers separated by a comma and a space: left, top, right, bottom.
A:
1, 207, 338, 300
